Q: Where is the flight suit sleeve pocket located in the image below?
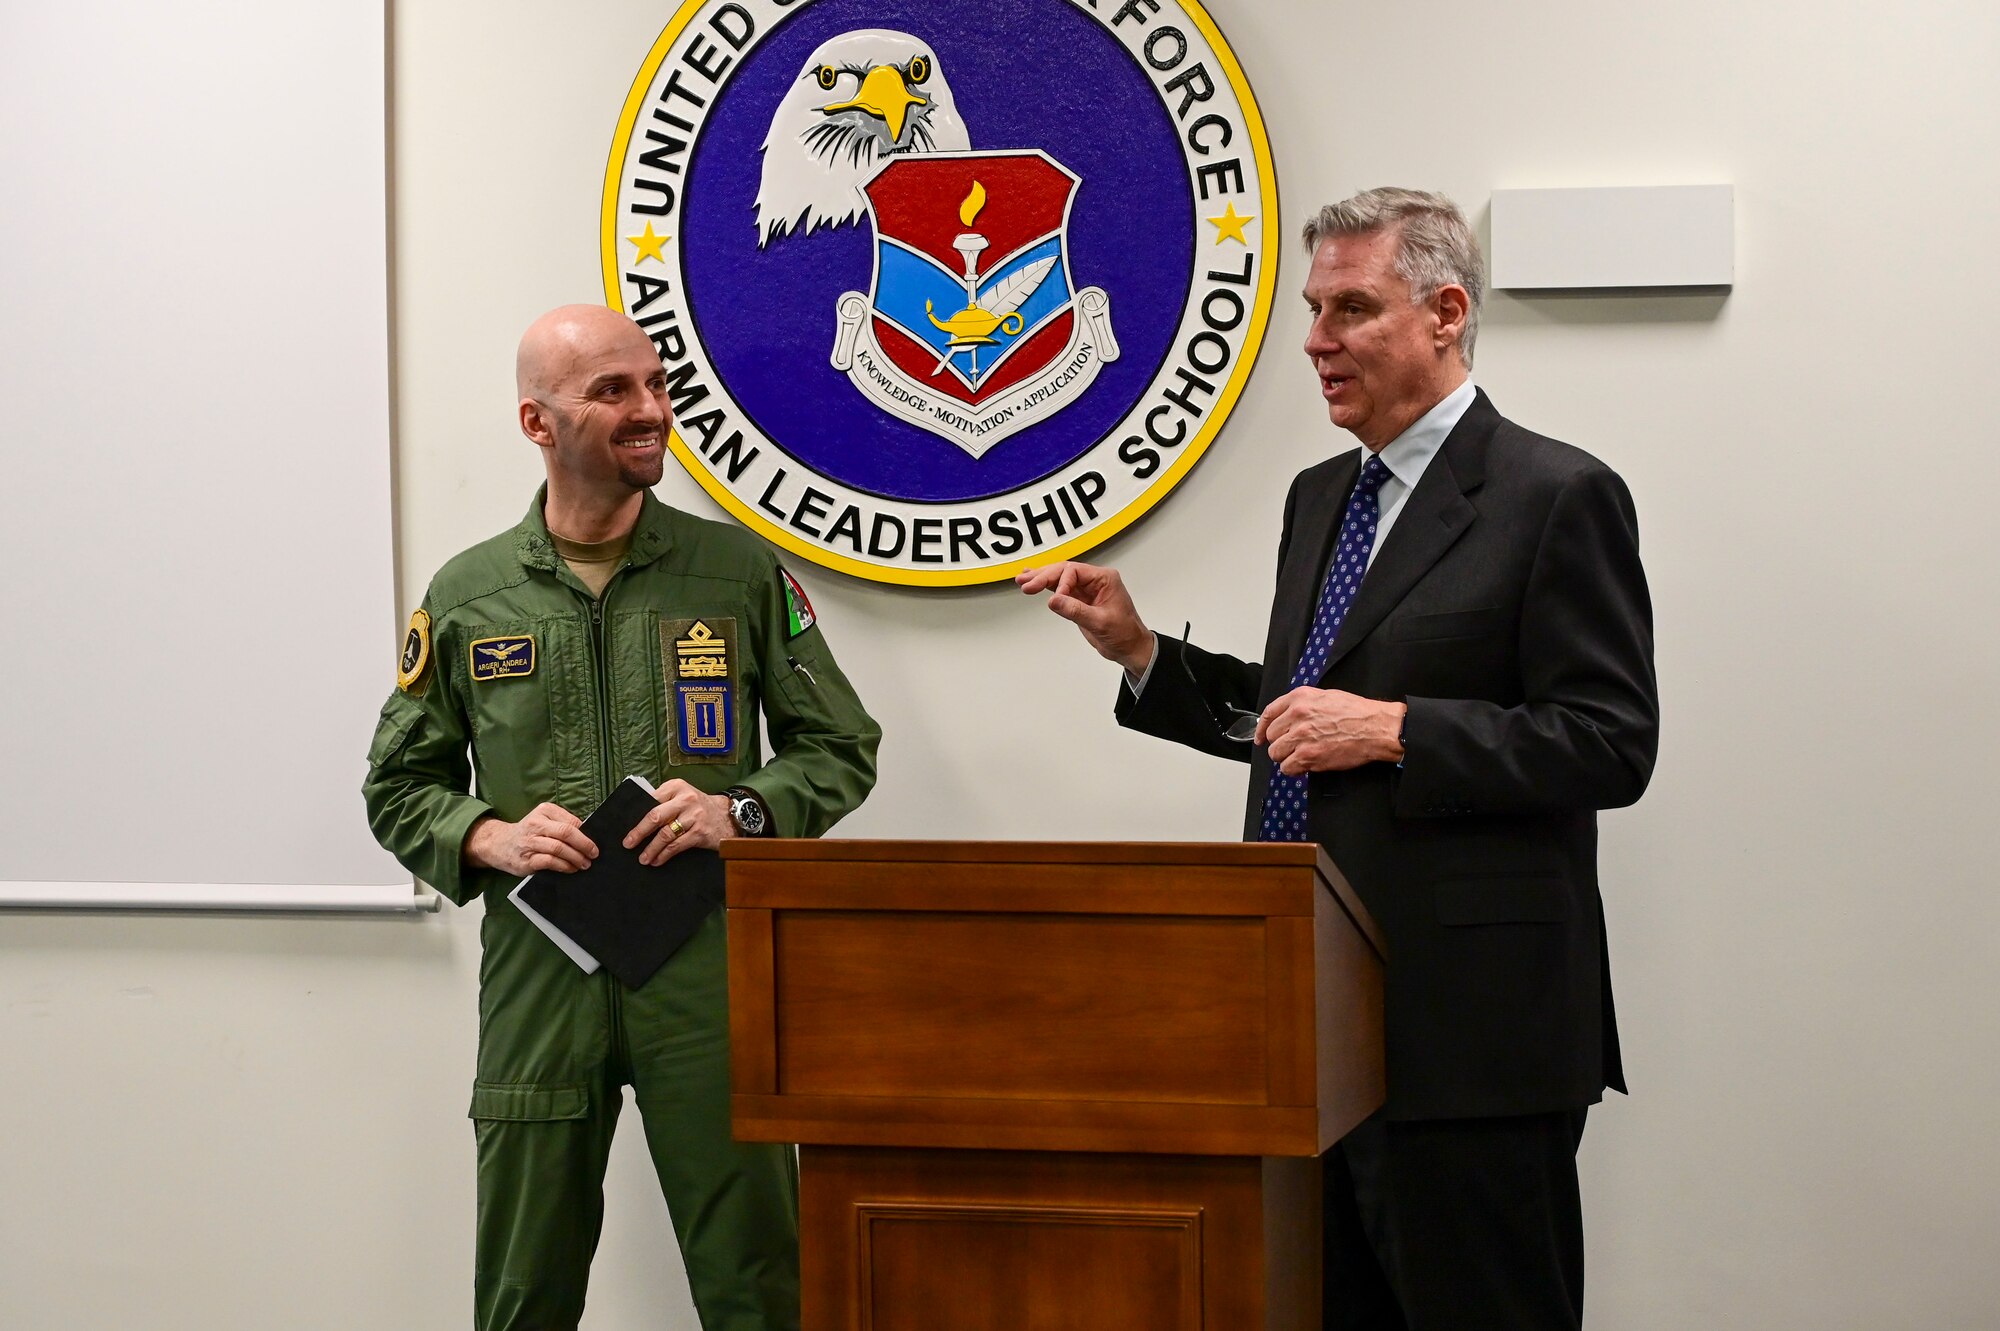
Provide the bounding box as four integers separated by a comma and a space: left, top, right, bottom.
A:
773, 650, 819, 712
467, 1081, 591, 1122
1433, 875, 1572, 925
774, 644, 868, 729
367, 696, 424, 768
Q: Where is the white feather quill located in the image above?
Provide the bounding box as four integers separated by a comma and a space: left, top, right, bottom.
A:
977, 256, 1058, 316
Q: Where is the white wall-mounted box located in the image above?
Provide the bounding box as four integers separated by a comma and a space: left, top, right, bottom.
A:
1490, 184, 1734, 289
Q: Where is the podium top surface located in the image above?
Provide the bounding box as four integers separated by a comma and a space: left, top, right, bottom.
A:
723, 839, 1379, 960
725, 839, 1326, 870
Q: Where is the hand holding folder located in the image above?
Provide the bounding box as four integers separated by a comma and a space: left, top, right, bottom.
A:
507, 776, 725, 989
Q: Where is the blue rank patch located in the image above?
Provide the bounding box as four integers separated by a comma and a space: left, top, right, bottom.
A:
469, 635, 536, 682
662, 616, 738, 764
674, 681, 735, 759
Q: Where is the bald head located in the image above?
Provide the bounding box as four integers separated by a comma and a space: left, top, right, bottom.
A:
514, 304, 671, 512
516, 304, 656, 402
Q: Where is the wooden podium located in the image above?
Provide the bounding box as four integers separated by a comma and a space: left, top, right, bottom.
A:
722, 841, 1385, 1331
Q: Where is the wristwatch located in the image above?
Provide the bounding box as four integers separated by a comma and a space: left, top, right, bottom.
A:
724, 786, 771, 837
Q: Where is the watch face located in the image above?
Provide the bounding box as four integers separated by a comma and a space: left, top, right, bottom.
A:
732, 796, 766, 836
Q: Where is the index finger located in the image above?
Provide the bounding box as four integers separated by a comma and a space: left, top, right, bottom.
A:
546, 820, 597, 859
1015, 563, 1064, 593
1255, 689, 1303, 746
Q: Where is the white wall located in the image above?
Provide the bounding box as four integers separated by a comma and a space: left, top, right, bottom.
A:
5, 0, 1997, 1327
0, 0, 405, 899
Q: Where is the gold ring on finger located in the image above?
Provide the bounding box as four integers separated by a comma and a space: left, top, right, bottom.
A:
667, 818, 684, 839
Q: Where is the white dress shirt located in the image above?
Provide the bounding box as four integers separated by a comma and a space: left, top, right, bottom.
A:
1362, 377, 1475, 572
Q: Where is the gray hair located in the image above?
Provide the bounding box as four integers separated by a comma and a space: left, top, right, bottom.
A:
1302, 188, 1485, 368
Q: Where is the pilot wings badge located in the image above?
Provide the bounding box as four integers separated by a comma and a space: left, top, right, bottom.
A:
831, 152, 1117, 458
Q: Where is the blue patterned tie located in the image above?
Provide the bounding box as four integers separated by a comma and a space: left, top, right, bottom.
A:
1259, 453, 1393, 842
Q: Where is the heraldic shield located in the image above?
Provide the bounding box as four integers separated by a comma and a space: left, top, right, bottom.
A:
831, 150, 1119, 459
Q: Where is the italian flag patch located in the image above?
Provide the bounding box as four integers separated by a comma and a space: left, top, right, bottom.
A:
781, 567, 817, 639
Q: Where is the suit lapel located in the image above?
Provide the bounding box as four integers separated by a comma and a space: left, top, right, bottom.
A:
1315, 391, 1497, 680
1271, 452, 1359, 688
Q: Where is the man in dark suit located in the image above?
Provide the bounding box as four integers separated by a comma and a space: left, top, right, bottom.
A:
1018, 188, 1658, 1329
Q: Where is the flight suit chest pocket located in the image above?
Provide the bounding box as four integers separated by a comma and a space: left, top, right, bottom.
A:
462, 621, 550, 716
461, 618, 563, 798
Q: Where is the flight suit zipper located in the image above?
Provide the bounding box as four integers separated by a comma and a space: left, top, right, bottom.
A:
585, 572, 625, 808
586, 575, 625, 1029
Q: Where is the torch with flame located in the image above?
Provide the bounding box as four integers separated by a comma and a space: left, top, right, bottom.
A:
925, 181, 1028, 377
951, 181, 989, 298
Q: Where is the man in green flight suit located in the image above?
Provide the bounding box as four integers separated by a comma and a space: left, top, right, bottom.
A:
364, 304, 881, 1331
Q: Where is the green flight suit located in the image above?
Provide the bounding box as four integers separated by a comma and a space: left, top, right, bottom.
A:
364, 488, 880, 1331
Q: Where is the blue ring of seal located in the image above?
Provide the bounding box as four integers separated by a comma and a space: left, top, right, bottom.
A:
679, 0, 1196, 505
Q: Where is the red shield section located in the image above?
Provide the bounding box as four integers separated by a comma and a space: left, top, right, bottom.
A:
864, 152, 1076, 272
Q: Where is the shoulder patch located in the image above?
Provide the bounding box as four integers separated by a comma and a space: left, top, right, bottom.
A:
397, 609, 433, 694
781, 568, 817, 640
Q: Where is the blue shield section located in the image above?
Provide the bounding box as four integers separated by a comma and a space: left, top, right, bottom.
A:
873, 235, 1074, 388
872, 242, 968, 357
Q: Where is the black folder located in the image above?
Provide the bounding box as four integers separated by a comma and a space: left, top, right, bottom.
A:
514, 777, 725, 989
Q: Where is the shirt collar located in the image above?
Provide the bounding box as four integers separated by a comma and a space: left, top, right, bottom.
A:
513, 484, 675, 572
1372, 378, 1477, 488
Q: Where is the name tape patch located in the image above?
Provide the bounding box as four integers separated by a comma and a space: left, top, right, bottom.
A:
469, 635, 537, 682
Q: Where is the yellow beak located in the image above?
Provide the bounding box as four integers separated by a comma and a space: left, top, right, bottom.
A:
821, 64, 923, 143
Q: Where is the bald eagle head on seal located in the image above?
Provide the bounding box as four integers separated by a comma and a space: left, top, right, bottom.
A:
755, 29, 971, 247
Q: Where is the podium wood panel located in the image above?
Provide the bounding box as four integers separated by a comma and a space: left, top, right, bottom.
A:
802, 1146, 1319, 1331
726, 841, 1384, 1156
775, 911, 1269, 1103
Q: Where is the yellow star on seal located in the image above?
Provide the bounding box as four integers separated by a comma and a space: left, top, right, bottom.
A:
1207, 202, 1254, 246
628, 222, 670, 264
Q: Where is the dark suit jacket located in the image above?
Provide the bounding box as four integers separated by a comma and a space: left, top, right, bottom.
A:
1119, 389, 1658, 1120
